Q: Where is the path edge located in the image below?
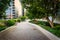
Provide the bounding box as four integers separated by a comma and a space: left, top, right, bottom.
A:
28, 23, 60, 40
0, 23, 18, 36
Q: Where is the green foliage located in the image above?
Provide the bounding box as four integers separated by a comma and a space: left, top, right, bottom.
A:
0, 20, 7, 31
5, 20, 15, 26
0, 0, 11, 19
10, 19, 21, 22
0, 24, 7, 31
0, 19, 17, 31
21, 0, 60, 20
21, 0, 60, 27
12, 19, 17, 22
0, 20, 5, 23
54, 23, 60, 30
26, 12, 35, 19
20, 16, 26, 21
30, 21, 60, 37
11, 19, 18, 22
17, 19, 21, 22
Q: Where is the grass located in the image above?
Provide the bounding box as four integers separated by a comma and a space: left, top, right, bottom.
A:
0, 19, 16, 31
0, 26, 7, 31
30, 20, 60, 37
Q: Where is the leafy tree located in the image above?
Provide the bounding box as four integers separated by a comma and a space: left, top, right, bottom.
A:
21, 0, 60, 28
0, 0, 11, 19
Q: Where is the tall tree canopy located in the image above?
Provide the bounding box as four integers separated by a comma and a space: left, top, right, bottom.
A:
0, 0, 11, 19
21, 0, 60, 28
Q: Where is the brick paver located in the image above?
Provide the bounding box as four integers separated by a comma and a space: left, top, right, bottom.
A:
0, 22, 50, 40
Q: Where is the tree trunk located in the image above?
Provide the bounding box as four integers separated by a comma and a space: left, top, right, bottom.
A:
46, 17, 54, 28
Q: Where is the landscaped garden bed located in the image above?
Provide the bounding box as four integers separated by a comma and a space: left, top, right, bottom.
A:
30, 20, 60, 37
0, 17, 25, 31
0, 19, 17, 31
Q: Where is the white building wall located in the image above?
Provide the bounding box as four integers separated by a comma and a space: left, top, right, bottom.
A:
14, 0, 22, 17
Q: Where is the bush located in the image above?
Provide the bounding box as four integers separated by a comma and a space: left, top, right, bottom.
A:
30, 20, 50, 26
54, 23, 60, 30
30, 20, 60, 37
13, 19, 17, 22
0, 20, 16, 31
13, 19, 21, 22
0, 22, 7, 31
21, 16, 26, 21
17, 19, 21, 22
5, 20, 15, 26
39, 21, 50, 26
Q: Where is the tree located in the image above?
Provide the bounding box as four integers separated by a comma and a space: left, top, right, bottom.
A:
0, 0, 11, 19
21, 0, 60, 28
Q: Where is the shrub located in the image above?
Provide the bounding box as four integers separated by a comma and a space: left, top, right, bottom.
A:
39, 21, 50, 26
30, 20, 60, 37
11, 19, 18, 22
5, 20, 15, 26
54, 26, 60, 30
17, 19, 21, 22
13, 19, 17, 22
30, 20, 50, 26
0, 22, 7, 31
21, 16, 26, 21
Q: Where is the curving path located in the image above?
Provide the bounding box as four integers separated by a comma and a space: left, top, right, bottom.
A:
0, 22, 50, 40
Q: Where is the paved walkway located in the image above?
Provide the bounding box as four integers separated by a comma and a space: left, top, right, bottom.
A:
0, 22, 50, 40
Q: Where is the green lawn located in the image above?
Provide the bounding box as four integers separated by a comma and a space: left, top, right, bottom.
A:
30, 20, 60, 37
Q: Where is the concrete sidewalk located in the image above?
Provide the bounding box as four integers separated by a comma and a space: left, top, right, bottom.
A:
0, 22, 50, 40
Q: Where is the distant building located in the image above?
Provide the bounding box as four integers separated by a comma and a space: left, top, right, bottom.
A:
6, 0, 22, 19
14, 0, 22, 17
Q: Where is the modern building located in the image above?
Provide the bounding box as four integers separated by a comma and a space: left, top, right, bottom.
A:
14, 0, 23, 17
6, 0, 22, 19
